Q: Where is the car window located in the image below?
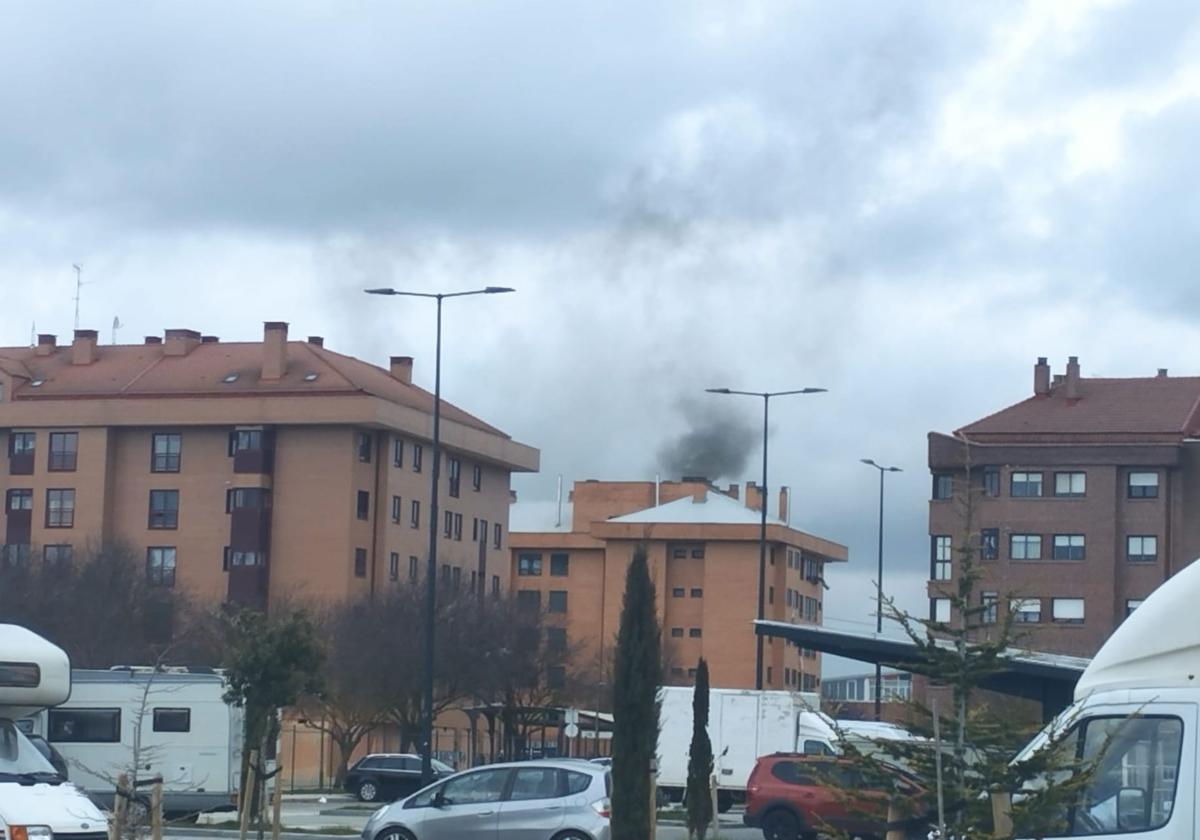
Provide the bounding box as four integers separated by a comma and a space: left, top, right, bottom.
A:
399, 757, 419, 771
509, 767, 560, 801
380, 757, 407, 770
441, 769, 509, 805
564, 770, 592, 795
358, 757, 382, 770
770, 761, 819, 786
433, 758, 455, 774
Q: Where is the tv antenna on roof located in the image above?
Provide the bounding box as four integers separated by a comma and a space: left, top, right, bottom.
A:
112, 316, 122, 345
72, 264, 88, 330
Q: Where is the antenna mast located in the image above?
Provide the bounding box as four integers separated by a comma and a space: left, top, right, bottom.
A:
72, 264, 84, 329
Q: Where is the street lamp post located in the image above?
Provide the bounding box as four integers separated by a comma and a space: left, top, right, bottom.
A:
861, 458, 901, 721
365, 285, 514, 784
706, 387, 826, 690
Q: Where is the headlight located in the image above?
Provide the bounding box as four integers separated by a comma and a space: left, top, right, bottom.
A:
369, 805, 388, 823
12, 827, 53, 840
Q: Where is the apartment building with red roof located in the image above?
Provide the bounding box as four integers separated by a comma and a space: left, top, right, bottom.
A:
927, 356, 1200, 656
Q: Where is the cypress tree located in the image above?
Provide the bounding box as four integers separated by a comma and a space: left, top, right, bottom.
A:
611, 545, 662, 840
685, 657, 714, 840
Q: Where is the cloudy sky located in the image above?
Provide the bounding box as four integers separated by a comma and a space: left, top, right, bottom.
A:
5, 0, 1200, 674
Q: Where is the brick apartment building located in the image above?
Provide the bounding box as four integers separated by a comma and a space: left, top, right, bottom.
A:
0, 323, 539, 607
928, 355, 1200, 657
510, 479, 848, 693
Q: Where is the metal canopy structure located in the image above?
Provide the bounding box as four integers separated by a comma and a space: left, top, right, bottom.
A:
755, 620, 1090, 719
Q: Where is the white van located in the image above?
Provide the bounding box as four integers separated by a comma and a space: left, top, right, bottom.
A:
1016, 557, 1200, 838
0, 624, 107, 840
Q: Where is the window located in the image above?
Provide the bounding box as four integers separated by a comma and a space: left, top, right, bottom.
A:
412, 444, 423, 472
8, 431, 34, 457
393, 438, 404, 467
1127, 535, 1158, 563
151, 433, 181, 472
981, 466, 1000, 497
672, 587, 685, 598
391, 495, 402, 523
981, 591, 998, 625
518, 552, 543, 576
1052, 598, 1085, 624
981, 528, 999, 560
1011, 598, 1041, 623
689, 627, 702, 638
691, 546, 705, 558
1128, 471, 1159, 499
43, 544, 72, 565
492, 574, 500, 597
435, 769, 509, 806
691, 588, 703, 598
547, 627, 567, 654
452, 566, 461, 588
472, 465, 482, 491
516, 590, 541, 612
448, 457, 461, 497
671, 627, 684, 638
226, 487, 270, 511
46, 489, 75, 528
48, 432, 78, 471
224, 549, 265, 569
548, 590, 568, 613
932, 473, 953, 500
550, 553, 569, 576
1054, 471, 1086, 497
1010, 534, 1042, 560
410, 499, 420, 528
453, 513, 463, 540
930, 598, 950, 623
0, 663, 39, 687
1010, 471, 1043, 498
1052, 534, 1086, 561
769, 586, 775, 604
354, 548, 367, 578
443, 510, 453, 537
153, 708, 191, 733
146, 547, 176, 586
931, 535, 952, 580
510, 767, 560, 801
1126, 599, 1144, 617
48, 709, 120, 743
389, 552, 399, 581
6, 489, 32, 511
229, 429, 263, 455
671, 547, 686, 559
409, 556, 419, 582
147, 489, 179, 529
356, 490, 370, 520
356, 432, 372, 463
493, 523, 502, 549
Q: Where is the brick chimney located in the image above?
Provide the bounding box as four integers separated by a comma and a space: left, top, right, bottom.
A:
71, 329, 98, 365
164, 329, 201, 357
307, 336, 324, 348
262, 322, 288, 380
201, 335, 219, 343
1065, 356, 1081, 399
1158, 368, 1169, 378
35, 334, 56, 357
746, 481, 763, 514
778, 486, 789, 522
145, 336, 162, 345
1034, 356, 1050, 396
390, 355, 413, 384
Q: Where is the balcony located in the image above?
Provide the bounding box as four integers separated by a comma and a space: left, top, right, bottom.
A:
228, 565, 269, 609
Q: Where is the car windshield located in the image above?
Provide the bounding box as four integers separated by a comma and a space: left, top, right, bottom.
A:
0, 720, 59, 776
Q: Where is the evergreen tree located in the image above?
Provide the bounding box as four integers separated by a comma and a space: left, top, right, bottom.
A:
611, 545, 662, 840
686, 658, 714, 840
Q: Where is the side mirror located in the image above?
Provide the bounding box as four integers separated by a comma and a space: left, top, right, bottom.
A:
432, 789, 447, 809
1117, 787, 1148, 831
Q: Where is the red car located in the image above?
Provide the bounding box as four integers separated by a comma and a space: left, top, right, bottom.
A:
744, 753, 928, 840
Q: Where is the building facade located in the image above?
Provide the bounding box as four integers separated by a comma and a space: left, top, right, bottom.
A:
0, 323, 539, 610
927, 356, 1200, 656
509, 479, 848, 692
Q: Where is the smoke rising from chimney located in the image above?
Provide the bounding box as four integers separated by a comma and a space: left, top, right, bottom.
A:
656, 396, 758, 482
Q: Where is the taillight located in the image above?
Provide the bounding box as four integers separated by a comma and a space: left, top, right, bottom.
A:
591, 798, 611, 819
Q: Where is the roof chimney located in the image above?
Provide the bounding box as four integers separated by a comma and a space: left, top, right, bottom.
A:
200, 335, 219, 344
262, 322, 288, 380
1034, 356, 1050, 396
1065, 356, 1081, 399
1158, 368, 1169, 378
144, 336, 162, 345
35, 334, 56, 357
745, 481, 763, 513
726, 483, 740, 501
778, 486, 789, 522
164, 329, 201, 357
390, 355, 413, 384
307, 336, 324, 347
71, 329, 98, 365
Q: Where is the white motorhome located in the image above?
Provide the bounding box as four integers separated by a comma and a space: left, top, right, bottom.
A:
0, 624, 107, 840
24, 668, 243, 818
1013, 557, 1200, 839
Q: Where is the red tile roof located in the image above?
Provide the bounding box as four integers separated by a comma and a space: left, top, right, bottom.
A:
0, 339, 506, 436
960, 376, 1200, 438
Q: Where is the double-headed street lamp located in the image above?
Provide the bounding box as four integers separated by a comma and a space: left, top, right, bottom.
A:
365, 285, 514, 784
706, 387, 827, 690
861, 458, 901, 721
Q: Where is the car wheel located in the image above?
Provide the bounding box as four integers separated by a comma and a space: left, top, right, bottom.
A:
762, 808, 801, 840
717, 790, 734, 813
551, 832, 591, 840
374, 829, 415, 840
358, 779, 380, 802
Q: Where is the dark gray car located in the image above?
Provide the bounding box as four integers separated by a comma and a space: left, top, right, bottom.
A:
362, 758, 611, 840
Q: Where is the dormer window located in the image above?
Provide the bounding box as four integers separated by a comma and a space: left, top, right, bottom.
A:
30, 379, 44, 387
222, 373, 239, 383
303, 372, 319, 382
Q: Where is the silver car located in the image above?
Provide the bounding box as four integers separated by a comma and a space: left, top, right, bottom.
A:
362, 758, 611, 840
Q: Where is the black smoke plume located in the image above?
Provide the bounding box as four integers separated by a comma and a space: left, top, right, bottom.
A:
656, 397, 758, 482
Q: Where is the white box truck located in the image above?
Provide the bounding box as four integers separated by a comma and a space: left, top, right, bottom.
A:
0, 624, 108, 840
657, 688, 828, 811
